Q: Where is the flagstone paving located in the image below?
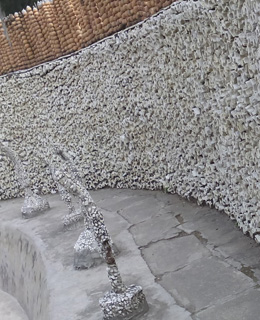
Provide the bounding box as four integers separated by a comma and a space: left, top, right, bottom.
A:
0, 188, 260, 320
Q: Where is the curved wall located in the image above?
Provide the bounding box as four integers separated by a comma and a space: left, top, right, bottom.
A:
0, 0, 260, 239
0, 225, 49, 320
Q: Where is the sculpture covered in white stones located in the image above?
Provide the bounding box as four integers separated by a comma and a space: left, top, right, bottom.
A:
47, 144, 103, 268
52, 163, 148, 319
47, 144, 116, 268
48, 145, 84, 230
0, 141, 50, 218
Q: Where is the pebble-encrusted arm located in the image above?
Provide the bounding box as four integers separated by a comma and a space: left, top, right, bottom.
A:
49, 161, 75, 214
54, 168, 126, 293
47, 145, 84, 228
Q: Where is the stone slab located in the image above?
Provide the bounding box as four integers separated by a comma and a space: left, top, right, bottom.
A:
141, 235, 210, 275
118, 197, 166, 224
159, 256, 255, 313
178, 209, 240, 244
194, 288, 260, 320
91, 188, 123, 202
178, 210, 260, 267
129, 213, 180, 246
97, 195, 144, 212
215, 236, 260, 268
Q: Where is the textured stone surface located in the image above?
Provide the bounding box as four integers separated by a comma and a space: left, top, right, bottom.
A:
0, 289, 28, 320
1, 189, 260, 319
74, 229, 103, 270
141, 235, 210, 275
1, 0, 260, 240
118, 198, 165, 225
100, 285, 149, 320
21, 194, 50, 218
0, 224, 49, 320
177, 209, 260, 267
159, 256, 254, 312
129, 213, 180, 246
195, 289, 260, 320
0, 191, 191, 320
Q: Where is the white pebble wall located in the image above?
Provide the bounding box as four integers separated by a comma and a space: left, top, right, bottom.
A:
1, 0, 260, 240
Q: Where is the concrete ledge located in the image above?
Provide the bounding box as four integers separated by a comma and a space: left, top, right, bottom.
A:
0, 210, 49, 319
0, 192, 190, 320
0, 289, 29, 320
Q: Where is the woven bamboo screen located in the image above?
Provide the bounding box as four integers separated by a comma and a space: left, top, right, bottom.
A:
0, 0, 175, 76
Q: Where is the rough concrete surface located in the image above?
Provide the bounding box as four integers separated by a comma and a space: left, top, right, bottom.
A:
0, 289, 28, 320
0, 188, 260, 320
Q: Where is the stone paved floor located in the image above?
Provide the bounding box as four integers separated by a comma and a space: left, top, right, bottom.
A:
1, 188, 260, 320
94, 189, 260, 320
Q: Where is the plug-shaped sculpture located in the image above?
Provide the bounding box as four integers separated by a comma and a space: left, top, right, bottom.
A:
52, 168, 148, 319
0, 142, 50, 218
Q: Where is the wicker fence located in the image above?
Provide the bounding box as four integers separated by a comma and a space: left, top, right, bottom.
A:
0, 0, 174, 76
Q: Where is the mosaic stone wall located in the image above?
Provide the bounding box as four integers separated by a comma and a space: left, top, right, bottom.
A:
1, 0, 260, 240
0, 0, 174, 75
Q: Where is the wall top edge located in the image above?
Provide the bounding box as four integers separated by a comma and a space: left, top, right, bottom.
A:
0, 0, 207, 82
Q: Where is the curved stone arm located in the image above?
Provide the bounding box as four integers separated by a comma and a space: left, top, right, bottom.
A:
54, 169, 125, 292
51, 158, 148, 318
51, 144, 81, 182
48, 162, 75, 213
47, 145, 84, 229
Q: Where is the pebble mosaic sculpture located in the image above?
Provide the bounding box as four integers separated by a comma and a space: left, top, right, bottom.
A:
0, 142, 50, 218
47, 144, 105, 268
52, 165, 148, 318
48, 145, 83, 230
50, 144, 119, 268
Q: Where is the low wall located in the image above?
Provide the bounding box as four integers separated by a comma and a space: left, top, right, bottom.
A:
0, 0, 260, 239
0, 224, 49, 320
